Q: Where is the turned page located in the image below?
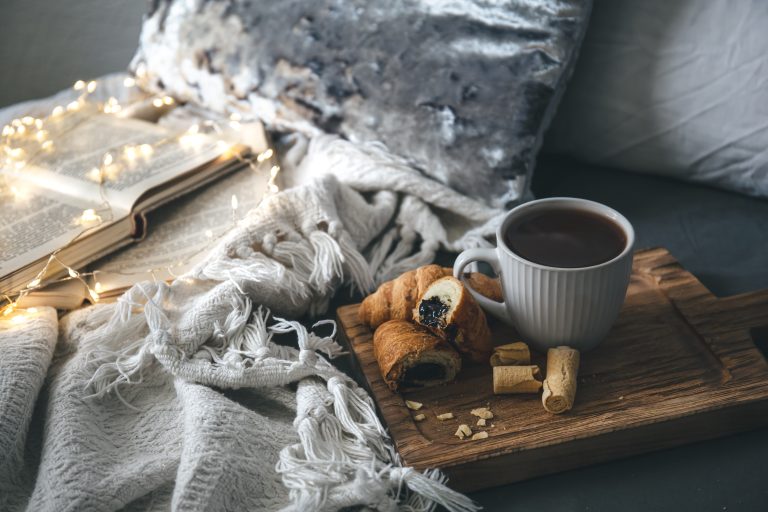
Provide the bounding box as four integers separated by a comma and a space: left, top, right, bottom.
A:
13, 110, 222, 212
0, 185, 107, 283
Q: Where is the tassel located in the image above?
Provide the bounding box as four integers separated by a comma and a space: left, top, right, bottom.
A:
308, 230, 344, 294
392, 467, 479, 512
337, 231, 375, 295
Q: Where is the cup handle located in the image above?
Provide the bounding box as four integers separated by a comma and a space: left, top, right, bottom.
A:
453, 248, 512, 324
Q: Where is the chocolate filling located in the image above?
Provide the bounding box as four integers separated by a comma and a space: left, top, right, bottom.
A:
403, 363, 446, 385
418, 296, 449, 329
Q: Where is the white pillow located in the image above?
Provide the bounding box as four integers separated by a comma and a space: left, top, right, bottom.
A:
544, 0, 768, 198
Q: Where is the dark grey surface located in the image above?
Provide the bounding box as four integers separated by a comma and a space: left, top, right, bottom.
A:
134, 0, 591, 208
0, 0, 144, 108
467, 155, 768, 512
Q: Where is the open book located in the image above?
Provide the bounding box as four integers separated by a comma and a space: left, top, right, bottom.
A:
16, 160, 273, 309
1, 108, 263, 303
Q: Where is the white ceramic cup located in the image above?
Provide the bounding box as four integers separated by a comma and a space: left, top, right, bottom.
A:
453, 197, 635, 352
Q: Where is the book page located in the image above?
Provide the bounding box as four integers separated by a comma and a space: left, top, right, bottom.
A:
0, 185, 106, 280
12, 111, 222, 211
91, 165, 270, 291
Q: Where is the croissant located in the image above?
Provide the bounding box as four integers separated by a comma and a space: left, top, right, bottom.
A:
359, 264, 501, 329
373, 320, 461, 391
413, 276, 494, 363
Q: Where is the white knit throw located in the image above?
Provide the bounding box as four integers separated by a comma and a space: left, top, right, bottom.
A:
0, 76, 506, 511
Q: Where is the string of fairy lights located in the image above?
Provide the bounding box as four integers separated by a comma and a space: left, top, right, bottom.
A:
0, 76, 281, 323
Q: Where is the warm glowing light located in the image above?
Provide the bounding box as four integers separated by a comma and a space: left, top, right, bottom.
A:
68, 267, 79, 278
1, 125, 13, 137
123, 76, 136, 87
7, 147, 25, 159
103, 97, 122, 114
86, 81, 98, 93
51, 106, 65, 117
80, 209, 101, 225
139, 144, 154, 157
42, 140, 54, 151
124, 145, 138, 161
13, 161, 26, 170
88, 288, 100, 302
94, 281, 103, 293
257, 148, 274, 163
205, 229, 213, 238
231, 194, 239, 210
270, 165, 280, 178
229, 113, 242, 122
10, 315, 25, 325
34, 119, 43, 129
216, 140, 234, 156
102, 153, 114, 166
180, 133, 204, 150
11, 119, 21, 127
22, 116, 34, 125
35, 130, 49, 142
87, 167, 102, 182
10, 185, 29, 200
16, 125, 26, 135
27, 307, 38, 313
73, 80, 86, 91
66, 101, 80, 112
162, 96, 174, 105
152, 98, 164, 108
28, 278, 41, 288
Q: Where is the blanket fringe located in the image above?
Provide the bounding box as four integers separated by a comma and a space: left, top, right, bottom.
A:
81, 174, 477, 510
279, 378, 478, 512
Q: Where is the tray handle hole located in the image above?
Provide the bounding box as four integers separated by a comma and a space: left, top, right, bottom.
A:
749, 326, 768, 362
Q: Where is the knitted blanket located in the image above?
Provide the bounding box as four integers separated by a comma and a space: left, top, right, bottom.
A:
0, 76, 505, 511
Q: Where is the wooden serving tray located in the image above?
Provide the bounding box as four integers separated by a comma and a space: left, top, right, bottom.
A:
336, 248, 768, 492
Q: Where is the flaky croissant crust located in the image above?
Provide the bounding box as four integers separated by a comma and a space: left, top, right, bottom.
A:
359, 264, 501, 329
373, 319, 461, 391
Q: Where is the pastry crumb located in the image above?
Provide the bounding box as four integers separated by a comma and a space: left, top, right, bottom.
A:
454, 424, 472, 439
470, 407, 494, 420
413, 413, 426, 422
476, 418, 486, 427
405, 400, 423, 410
436, 412, 454, 421
471, 431, 489, 441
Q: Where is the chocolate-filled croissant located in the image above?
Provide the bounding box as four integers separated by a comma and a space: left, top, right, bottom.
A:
413, 276, 494, 363
373, 320, 461, 392
359, 264, 501, 329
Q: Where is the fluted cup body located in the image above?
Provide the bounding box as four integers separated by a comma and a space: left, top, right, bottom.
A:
454, 198, 634, 352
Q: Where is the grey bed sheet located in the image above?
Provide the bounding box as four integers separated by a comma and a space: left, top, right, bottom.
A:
469, 155, 768, 511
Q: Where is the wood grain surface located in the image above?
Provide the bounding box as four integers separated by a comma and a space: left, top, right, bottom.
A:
336, 248, 768, 492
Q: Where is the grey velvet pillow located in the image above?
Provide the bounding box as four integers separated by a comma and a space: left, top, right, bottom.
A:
133, 0, 592, 208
